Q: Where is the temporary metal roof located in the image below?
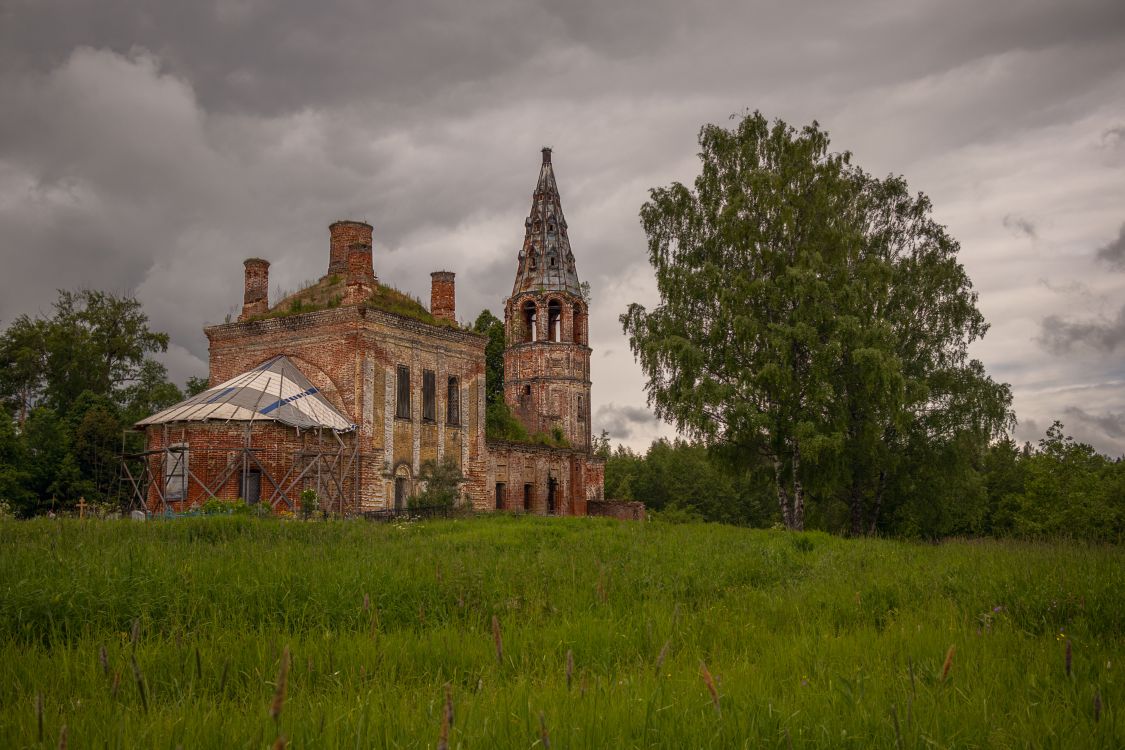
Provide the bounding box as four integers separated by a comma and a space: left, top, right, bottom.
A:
136, 355, 355, 432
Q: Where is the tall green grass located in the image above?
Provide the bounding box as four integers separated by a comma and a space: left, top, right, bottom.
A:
0, 516, 1120, 747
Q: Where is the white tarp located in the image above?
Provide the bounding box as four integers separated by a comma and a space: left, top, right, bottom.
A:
136, 355, 355, 431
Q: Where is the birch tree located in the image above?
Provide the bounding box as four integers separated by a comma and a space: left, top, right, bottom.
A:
622, 111, 1012, 531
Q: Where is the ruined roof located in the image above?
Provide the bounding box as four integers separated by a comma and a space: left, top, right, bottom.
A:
511, 148, 583, 297
136, 355, 355, 431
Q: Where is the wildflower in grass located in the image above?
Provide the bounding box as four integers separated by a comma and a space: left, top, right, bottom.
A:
939, 645, 955, 682
700, 661, 720, 714
539, 711, 551, 749
131, 654, 149, 713
437, 682, 453, 750
272, 735, 286, 749
98, 645, 109, 676
492, 615, 503, 665
271, 646, 290, 723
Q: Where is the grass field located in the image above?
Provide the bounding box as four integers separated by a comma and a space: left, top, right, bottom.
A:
0, 515, 1121, 748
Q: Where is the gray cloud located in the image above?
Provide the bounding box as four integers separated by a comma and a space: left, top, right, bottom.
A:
1003, 214, 1037, 239
1095, 223, 1125, 269
1102, 126, 1125, 149
1039, 305, 1125, 354
1, 0, 1124, 453
594, 402, 660, 440
1062, 406, 1125, 440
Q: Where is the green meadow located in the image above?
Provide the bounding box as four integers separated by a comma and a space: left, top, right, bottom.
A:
0, 516, 1120, 748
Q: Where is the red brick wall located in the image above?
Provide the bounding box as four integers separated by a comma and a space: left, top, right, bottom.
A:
430, 271, 456, 323
142, 422, 355, 514
239, 258, 270, 321
328, 221, 373, 278
502, 290, 592, 450
485, 440, 602, 516
205, 305, 488, 512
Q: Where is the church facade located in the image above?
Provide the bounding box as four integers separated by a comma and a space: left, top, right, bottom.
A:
135, 149, 605, 515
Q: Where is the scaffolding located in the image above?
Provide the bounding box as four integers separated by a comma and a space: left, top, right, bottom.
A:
121, 355, 363, 516
121, 423, 362, 516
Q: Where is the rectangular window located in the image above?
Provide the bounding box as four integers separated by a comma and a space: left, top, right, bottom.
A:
578, 395, 585, 422
495, 482, 505, 510
165, 443, 188, 501
447, 377, 460, 425
396, 365, 411, 419
523, 483, 533, 512
422, 369, 436, 422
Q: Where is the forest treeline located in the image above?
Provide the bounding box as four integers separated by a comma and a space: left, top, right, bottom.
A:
596, 428, 1124, 540
0, 290, 200, 516
0, 289, 1120, 539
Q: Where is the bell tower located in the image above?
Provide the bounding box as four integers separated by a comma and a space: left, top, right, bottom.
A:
503, 147, 592, 451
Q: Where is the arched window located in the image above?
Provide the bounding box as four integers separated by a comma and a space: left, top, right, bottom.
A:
548, 299, 562, 342
572, 303, 586, 345
522, 300, 537, 342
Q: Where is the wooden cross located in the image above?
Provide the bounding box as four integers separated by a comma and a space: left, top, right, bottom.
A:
77, 496, 88, 519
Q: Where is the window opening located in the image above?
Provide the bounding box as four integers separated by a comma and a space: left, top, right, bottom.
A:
422, 369, 436, 422
495, 482, 505, 510
522, 300, 537, 342
523, 483, 533, 512
547, 478, 557, 515
447, 377, 460, 425
396, 365, 411, 419
165, 443, 188, 501
578, 395, 585, 422
573, 303, 586, 345
242, 469, 261, 504
548, 299, 562, 342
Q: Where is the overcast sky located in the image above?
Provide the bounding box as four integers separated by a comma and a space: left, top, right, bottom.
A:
1, 0, 1124, 455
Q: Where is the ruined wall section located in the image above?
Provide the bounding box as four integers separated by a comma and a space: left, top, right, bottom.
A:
204, 306, 486, 512
486, 440, 599, 516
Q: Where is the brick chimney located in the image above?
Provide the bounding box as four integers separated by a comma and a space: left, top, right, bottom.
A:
328, 220, 373, 278
430, 271, 456, 323
344, 243, 376, 305
239, 258, 270, 321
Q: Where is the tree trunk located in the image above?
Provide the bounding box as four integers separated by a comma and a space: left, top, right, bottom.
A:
773, 459, 792, 528
849, 481, 864, 537
868, 470, 886, 536
791, 442, 804, 531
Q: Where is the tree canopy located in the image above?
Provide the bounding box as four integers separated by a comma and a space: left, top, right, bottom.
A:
622, 112, 1013, 532
0, 290, 195, 516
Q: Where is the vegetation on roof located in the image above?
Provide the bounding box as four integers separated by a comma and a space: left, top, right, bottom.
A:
249, 275, 461, 329
485, 401, 571, 449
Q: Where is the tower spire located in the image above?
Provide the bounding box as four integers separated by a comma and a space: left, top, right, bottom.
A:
513, 148, 580, 296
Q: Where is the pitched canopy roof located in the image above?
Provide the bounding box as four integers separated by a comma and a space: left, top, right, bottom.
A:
511, 147, 583, 297
136, 355, 355, 432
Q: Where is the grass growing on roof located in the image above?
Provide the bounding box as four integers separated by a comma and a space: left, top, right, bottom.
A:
251, 275, 461, 329
0, 516, 1120, 747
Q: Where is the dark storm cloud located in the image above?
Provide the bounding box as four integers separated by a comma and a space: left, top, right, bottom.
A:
594, 403, 660, 440
1039, 305, 1125, 354
2, 0, 1125, 451
1062, 406, 1125, 440
1095, 223, 1125, 269
1003, 214, 1037, 239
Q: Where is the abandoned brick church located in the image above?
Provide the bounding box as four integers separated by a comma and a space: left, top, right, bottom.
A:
134, 148, 609, 515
